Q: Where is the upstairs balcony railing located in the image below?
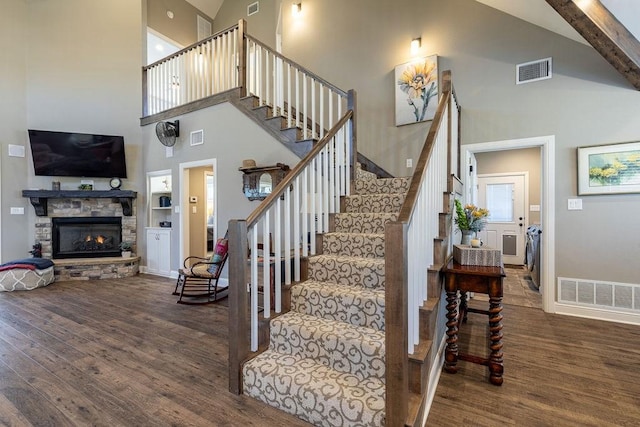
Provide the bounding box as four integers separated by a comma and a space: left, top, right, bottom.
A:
143, 20, 349, 142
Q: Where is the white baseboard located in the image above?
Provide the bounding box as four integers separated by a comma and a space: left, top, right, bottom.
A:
554, 302, 640, 326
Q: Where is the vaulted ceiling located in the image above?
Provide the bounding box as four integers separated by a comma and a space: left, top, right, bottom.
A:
476, 0, 640, 90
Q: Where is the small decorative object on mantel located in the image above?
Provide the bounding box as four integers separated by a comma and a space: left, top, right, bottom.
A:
454, 199, 489, 246
78, 184, 93, 190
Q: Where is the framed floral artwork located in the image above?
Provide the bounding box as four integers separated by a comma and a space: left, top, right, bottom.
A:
577, 141, 640, 195
394, 55, 438, 126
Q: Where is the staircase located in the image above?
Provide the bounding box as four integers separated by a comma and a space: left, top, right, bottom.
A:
242, 165, 410, 426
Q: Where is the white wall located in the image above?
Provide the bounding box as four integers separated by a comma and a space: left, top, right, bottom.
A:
0, 0, 28, 261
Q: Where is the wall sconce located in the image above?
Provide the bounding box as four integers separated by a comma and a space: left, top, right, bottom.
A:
292, 2, 302, 17
411, 37, 421, 55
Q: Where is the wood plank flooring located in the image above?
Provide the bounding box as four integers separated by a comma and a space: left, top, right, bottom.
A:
427, 280, 640, 426
1, 272, 639, 426
0, 275, 310, 426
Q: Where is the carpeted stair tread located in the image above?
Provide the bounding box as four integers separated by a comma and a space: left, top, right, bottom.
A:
334, 212, 398, 234
354, 177, 411, 195
243, 350, 386, 427
322, 232, 385, 258
269, 311, 385, 381
308, 254, 385, 290
344, 193, 406, 213
291, 280, 385, 330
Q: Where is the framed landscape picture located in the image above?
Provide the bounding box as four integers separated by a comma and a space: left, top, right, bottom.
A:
577, 141, 640, 195
394, 55, 439, 126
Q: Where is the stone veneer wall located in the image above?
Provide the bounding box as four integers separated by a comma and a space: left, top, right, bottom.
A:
33, 197, 137, 258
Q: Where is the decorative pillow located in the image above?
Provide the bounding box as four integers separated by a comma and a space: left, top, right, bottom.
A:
208, 238, 228, 275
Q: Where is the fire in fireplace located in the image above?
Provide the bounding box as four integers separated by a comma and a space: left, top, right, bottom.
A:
52, 217, 122, 259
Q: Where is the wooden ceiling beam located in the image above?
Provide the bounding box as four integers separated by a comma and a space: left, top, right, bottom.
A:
545, 0, 640, 90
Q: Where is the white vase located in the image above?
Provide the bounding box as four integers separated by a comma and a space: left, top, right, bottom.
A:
121, 251, 132, 258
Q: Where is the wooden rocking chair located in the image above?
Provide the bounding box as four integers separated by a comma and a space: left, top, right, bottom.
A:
173, 234, 228, 304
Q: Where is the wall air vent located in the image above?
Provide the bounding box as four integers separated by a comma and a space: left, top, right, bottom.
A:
516, 57, 552, 84
197, 15, 211, 41
248, 2, 259, 16
190, 129, 204, 146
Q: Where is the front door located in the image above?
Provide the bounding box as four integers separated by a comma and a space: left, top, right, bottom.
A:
477, 173, 527, 265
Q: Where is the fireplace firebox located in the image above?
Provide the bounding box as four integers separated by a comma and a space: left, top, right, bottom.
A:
52, 217, 122, 259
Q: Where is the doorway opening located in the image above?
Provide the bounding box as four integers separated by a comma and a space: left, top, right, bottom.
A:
462, 136, 556, 314
179, 159, 217, 264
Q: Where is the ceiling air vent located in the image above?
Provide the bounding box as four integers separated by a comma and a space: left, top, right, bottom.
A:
516, 57, 552, 84
248, 2, 259, 16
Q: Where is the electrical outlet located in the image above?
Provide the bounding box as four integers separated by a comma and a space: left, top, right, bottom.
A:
406, 158, 413, 168
567, 198, 582, 210
10, 207, 24, 215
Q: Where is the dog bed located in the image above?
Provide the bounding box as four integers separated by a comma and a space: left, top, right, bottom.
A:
0, 258, 55, 292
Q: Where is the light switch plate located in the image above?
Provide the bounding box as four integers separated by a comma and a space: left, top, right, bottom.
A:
10, 207, 24, 215
568, 198, 582, 210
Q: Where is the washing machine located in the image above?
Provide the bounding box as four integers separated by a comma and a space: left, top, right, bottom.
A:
525, 225, 542, 289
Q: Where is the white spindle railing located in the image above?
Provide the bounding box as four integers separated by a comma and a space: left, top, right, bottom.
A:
385, 71, 460, 424
243, 114, 352, 351
406, 102, 450, 352
245, 35, 347, 141
143, 25, 239, 116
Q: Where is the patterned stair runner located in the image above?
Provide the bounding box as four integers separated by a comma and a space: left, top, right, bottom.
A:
242, 164, 410, 427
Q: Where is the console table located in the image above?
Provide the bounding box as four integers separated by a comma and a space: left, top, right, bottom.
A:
442, 259, 506, 385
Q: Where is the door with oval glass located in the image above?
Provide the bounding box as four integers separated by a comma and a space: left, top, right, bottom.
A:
477, 173, 527, 265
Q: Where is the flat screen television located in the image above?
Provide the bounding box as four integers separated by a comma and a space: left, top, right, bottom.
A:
28, 129, 128, 178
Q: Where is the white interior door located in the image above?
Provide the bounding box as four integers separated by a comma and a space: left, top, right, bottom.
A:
477, 173, 527, 265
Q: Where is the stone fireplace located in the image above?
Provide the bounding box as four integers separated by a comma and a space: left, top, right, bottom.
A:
23, 189, 139, 280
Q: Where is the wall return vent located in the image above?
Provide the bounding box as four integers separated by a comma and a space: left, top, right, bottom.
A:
248, 2, 259, 16
516, 57, 552, 84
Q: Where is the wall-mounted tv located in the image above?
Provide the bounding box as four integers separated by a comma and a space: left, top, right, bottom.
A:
28, 130, 127, 178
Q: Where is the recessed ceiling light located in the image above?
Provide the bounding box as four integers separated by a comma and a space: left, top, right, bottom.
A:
167, 10, 174, 19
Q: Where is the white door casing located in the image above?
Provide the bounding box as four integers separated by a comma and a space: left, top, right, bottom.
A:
477, 173, 528, 265
461, 135, 555, 314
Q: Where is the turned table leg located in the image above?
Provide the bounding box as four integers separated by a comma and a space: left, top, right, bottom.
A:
488, 295, 504, 385
444, 290, 459, 374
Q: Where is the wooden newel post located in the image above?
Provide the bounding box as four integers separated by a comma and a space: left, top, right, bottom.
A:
237, 19, 247, 98
347, 89, 357, 181
228, 219, 249, 394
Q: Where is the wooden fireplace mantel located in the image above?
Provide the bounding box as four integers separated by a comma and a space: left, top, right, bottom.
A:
22, 190, 138, 217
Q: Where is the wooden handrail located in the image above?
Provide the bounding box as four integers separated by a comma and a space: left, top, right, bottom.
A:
246, 108, 354, 228
385, 70, 459, 427
397, 70, 452, 223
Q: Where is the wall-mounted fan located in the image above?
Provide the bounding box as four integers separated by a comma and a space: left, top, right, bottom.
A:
155, 120, 180, 147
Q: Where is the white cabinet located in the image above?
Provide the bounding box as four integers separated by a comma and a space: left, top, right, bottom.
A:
146, 227, 171, 277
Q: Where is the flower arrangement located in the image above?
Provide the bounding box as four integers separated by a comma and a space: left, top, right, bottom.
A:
119, 241, 132, 251
454, 199, 489, 233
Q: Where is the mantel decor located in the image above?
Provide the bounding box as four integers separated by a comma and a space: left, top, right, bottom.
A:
21, 190, 138, 216
578, 141, 640, 195
238, 163, 290, 201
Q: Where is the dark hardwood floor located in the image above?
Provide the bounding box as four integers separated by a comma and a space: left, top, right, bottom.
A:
0, 274, 310, 426
2, 273, 639, 426
427, 294, 640, 426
